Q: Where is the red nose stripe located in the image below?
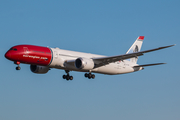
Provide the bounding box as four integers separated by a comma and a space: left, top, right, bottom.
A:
5, 45, 52, 66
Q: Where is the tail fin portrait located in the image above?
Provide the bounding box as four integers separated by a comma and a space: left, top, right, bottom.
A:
126, 36, 144, 63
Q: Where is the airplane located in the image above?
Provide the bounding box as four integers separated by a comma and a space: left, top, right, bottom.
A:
4, 36, 175, 80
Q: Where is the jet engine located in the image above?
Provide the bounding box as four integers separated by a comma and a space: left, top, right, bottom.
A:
75, 57, 94, 70
30, 65, 49, 74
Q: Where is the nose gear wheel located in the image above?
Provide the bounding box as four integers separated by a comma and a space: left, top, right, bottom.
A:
16, 66, 21, 70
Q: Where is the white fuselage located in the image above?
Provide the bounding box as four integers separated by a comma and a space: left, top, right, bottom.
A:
49, 47, 142, 75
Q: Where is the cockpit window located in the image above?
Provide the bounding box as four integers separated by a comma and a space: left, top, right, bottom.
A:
10, 48, 17, 51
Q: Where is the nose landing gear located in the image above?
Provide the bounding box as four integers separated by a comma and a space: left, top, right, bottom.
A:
14, 61, 21, 70
16, 66, 21, 70
62, 70, 73, 80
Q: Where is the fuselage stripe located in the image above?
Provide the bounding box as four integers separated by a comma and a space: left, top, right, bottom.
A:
48, 48, 53, 66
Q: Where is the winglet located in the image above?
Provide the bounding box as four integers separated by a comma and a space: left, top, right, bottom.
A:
138, 36, 144, 40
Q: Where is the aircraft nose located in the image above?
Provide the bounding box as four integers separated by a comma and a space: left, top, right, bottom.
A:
5, 51, 11, 60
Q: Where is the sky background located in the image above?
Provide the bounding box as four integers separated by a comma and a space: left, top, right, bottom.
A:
0, 0, 180, 120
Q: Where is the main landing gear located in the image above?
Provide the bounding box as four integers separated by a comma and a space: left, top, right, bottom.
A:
62, 70, 73, 80
84, 73, 95, 79
62, 71, 95, 80
14, 61, 21, 70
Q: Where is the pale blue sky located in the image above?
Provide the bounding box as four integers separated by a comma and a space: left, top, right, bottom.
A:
0, 0, 180, 120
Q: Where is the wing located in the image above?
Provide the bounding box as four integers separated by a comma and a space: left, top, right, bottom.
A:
93, 44, 175, 68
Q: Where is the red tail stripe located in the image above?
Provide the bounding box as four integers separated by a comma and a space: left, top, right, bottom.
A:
138, 36, 144, 40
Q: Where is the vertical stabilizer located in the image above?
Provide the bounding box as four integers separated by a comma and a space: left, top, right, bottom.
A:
126, 36, 144, 63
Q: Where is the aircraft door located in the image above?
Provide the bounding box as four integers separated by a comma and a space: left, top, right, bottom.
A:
23, 47, 29, 54
54, 51, 58, 59
49, 48, 64, 68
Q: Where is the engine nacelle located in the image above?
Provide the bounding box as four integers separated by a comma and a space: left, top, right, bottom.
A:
75, 57, 94, 70
30, 65, 49, 74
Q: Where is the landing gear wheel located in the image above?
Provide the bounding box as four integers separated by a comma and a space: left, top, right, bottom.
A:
16, 66, 21, 70
91, 74, 95, 79
66, 75, 70, 80
63, 70, 73, 81
85, 73, 88, 77
69, 76, 73, 80
85, 73, 95, 79
63, 75, 66, 79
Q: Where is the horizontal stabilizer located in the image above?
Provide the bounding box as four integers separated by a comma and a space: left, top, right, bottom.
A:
133, 63, 166, 68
